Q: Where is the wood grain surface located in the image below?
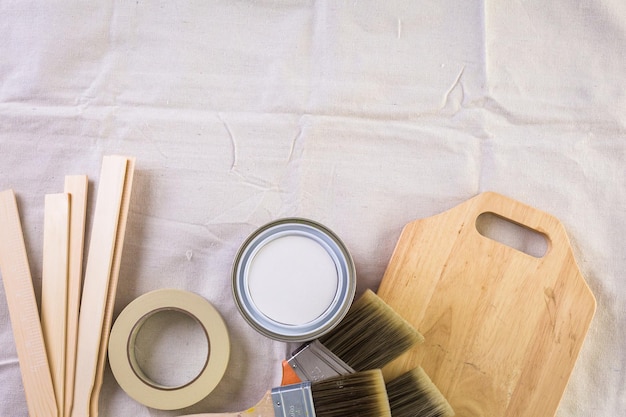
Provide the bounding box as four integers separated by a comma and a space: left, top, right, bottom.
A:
41, 193, 70, 417
0, 189, 58, 417
71, 156, 129, 417
378, 192, 596, 417
63, 175, 89, 417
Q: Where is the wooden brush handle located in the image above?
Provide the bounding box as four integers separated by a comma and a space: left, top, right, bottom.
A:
176, 391, 274, 417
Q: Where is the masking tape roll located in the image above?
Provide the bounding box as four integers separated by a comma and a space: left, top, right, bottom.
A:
108, 289, 230, 410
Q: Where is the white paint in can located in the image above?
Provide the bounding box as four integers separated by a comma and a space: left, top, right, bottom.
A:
247, 235, 338, 325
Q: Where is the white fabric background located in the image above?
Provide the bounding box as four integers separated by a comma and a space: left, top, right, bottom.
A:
1, 1, 624, 416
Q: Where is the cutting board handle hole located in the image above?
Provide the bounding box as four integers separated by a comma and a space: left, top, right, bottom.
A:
475, 212, 548, 258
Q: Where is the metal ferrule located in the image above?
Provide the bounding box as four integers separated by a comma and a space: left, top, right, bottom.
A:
271, 381, 316, 417
286, 339, 354, 382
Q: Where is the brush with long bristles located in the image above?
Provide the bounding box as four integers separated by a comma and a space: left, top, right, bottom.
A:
386, 367, 454, 417
318, 288, 425, 370
179, 369, 391, 417
282, 289, 424, 384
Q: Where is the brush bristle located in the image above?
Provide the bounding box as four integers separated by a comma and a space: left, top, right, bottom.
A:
318, 289, 424, 370
386, 367, 454, 417
311, 369, 391, 417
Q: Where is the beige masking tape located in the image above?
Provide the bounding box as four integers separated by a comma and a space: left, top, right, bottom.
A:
108, 289, 230, 410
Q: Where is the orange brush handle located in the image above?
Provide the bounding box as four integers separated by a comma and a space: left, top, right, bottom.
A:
280, 360, 302, 385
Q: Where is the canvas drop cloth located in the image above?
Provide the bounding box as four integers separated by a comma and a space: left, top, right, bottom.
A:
1, 1, 624, 416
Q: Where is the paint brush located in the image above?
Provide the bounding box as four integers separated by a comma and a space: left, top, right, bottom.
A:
280, 291, 453, 416
281, 289, 424, 384
178, 369, 391, 417
386, 366, 454, 417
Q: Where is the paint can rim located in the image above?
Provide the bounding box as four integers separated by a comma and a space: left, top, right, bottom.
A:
231, 217, 356, 342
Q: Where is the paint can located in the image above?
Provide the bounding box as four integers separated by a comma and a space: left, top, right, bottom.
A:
232, 218, 356, 342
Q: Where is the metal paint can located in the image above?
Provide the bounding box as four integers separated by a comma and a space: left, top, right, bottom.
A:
232, 218, 356, 342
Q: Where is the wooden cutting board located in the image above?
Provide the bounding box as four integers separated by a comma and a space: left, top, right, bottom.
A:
377, 192, 596, 417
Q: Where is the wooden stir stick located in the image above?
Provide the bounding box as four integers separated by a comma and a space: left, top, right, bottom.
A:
41, 193, 71, 417
70, 156, 134, 417
90, 157, 135, 417
63, 175, 89, 417
0, 189, 58, 417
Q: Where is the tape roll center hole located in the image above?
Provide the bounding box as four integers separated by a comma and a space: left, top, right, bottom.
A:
132, 309, 209, 389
